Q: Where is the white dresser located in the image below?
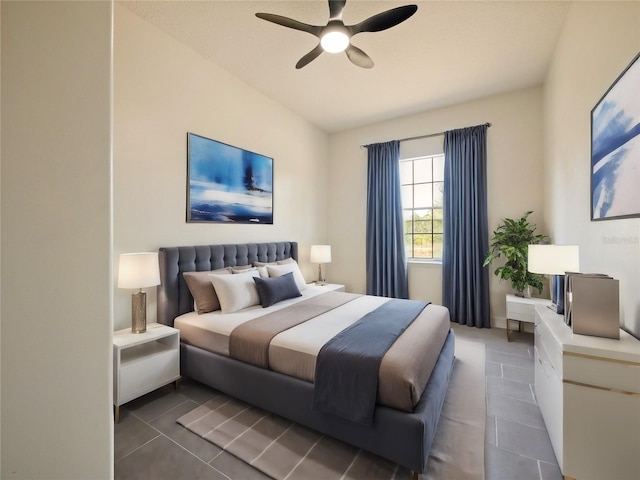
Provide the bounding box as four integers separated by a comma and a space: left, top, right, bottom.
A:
534, 305, 640, 480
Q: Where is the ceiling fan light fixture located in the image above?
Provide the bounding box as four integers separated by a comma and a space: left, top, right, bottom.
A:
256, 0, 419, 68
320, 29, 349, 53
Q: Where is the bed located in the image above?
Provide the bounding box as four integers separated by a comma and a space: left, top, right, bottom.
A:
157, 241, 455, 478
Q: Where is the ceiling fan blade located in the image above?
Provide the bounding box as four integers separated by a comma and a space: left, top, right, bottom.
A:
328, 0, 347, 21
349, 5, 418, 35
345, 44, 374, 69
256, 13, 322, 37
296, 44, 324, 69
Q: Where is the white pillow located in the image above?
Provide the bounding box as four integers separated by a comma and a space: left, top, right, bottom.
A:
209, 270, 261, 313
253, 259, 293, 278
230, 265, 268, 278
267, 262, 307, 291
256, 265, 269, 278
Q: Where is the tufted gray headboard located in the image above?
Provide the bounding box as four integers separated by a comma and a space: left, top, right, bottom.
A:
157, 241, 298, 326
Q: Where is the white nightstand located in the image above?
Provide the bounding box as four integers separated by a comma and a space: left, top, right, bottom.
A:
505, 294, 551, 342
113, 323, 180, 423
308, 283, 345, 292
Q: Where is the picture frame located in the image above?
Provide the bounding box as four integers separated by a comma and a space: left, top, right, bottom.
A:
187, 133, 273, 224
590, 52, 640, 221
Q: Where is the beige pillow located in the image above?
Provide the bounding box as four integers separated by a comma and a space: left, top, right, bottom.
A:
266, 261, 307, 291
209, 270, 261, 314
183, 268, 231, 314
254, 258, 293, 278
231, 265, 255, 273
254, 258, 294, 267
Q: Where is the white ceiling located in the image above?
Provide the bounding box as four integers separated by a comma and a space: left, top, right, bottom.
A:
120, 0, 571, 133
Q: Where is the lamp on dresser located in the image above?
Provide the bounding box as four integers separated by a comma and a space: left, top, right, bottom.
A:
310, 245, 331, 285
527, 244, 579, 314
117, 252, 161, 333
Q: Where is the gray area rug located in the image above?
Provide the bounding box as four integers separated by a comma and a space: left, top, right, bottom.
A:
177, 337, 485, 480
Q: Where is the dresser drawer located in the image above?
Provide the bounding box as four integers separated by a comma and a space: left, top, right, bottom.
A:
535, 319, 563, 375
564, 354, 640, 394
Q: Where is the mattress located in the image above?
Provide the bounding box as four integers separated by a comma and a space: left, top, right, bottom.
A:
175, 286, 450, 412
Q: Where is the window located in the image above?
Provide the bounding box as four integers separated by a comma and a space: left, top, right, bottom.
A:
400, 154, 445, 260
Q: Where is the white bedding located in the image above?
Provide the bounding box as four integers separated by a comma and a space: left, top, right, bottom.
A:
175, 285, 394, 381
174, 284, 340, 357
174, 286, 396, 382
175, 284, 451, 402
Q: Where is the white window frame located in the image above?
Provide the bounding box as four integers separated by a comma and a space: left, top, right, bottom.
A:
400, 154, 445, 262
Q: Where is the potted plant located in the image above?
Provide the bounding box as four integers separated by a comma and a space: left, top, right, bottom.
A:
483, 211, 549, 297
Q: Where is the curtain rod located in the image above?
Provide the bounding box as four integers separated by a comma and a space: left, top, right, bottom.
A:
360, 122, 492, 148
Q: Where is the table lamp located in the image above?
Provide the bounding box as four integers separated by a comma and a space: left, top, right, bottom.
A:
118, 252, 161, 333
310, 245, 331, 285
527, 245, 579, 314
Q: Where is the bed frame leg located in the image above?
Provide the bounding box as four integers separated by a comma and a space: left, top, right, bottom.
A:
412, 471, 419, 480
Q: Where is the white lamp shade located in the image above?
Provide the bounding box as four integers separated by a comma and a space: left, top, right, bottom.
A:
527, 245, 579, 275
118, 252, 161, 289
310, 245, 332, 264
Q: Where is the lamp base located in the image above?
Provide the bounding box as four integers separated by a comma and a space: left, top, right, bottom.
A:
316, 264, 326, 286
131, 291, 147, 334
550, 275, 565, 315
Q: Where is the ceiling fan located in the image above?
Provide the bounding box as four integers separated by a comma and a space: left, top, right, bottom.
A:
255, 0, 418, 69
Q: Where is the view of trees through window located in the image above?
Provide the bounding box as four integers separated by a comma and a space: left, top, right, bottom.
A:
400, 154, 445, 260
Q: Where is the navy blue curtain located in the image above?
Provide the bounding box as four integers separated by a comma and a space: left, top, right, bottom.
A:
366, 140, 408, 298
442, 125, 490, 327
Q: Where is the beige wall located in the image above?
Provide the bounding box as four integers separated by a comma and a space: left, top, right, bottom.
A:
543, 1, 640, 337
1, 1, 113, 477
114, 6, 329, 330
327, 87, 545, 327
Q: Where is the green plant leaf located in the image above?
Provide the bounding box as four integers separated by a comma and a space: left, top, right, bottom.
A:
483, 211, 550, 293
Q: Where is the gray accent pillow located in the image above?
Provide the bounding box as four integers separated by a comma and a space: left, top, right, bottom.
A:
253, 272, 302, 308
183, 268, 231, 314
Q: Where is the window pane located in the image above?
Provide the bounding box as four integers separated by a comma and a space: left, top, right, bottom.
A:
433, 155, 445, 181
433, 234, 443, 259
399, 161, 413, 185
401, 185, 413, 208
414, 158, 432, 183
433, 208, 444, 233
405, 234, 413, 257
413, 209, 430, 220
413, 234, 433, 258
415, 220, 432, 234
403, 210, 413, 234
433, 182, 444, 207
414, 184, 432, 208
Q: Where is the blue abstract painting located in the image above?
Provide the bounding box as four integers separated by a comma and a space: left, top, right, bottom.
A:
591, 53, 640, 220
187, 133, 273, 223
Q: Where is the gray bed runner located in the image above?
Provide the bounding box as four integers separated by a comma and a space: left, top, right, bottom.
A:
229, 292, 359, 368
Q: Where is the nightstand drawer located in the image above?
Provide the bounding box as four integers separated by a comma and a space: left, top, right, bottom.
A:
507, 303, 535, 322
507, 301, 534, 315
119, 348, 179, 404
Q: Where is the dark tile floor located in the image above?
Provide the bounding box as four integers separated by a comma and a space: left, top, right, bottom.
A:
114, 324, 563, 480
